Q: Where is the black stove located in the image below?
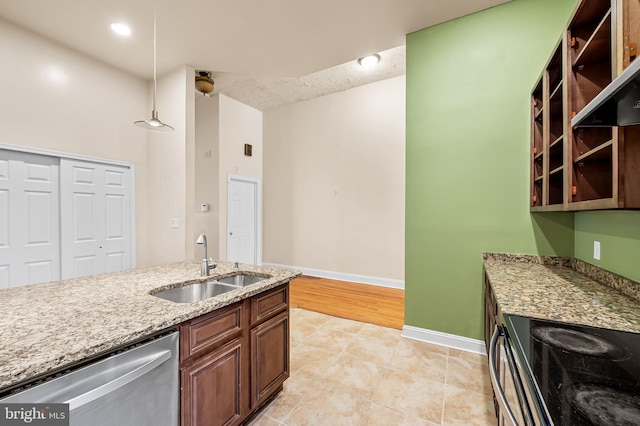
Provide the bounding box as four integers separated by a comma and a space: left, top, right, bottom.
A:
504, 315, 640, 425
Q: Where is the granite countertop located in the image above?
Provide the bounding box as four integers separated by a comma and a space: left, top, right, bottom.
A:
0, 261, 301, 390
484, 253, 640, 333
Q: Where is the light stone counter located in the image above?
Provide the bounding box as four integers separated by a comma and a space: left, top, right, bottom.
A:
0, 261, 301, 391
484, 253, 640, 333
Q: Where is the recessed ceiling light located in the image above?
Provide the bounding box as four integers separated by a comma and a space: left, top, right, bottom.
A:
358, 54, 380, 69
111, 23, 131, 37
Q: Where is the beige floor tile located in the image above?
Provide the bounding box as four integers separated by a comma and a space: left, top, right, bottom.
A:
372, 368, 445, 424
302, 327, 356, 353
322, 315, 367, 334
344, 333, 398, 365
269, 309, 497, 425
283, 389, 371, 426
320, 353, 384, 399
442, 384, 497, 426
260, 391, 303, 422
357, 322, 402, 339
389, 339, 448, 383
290, 344, 340, 376
283, 371, 329, 398
445, 357, 492, 395
247, 412, 282, 426
448, 349, 488, 365
290, 321, 318, 346
290, 308, 332, 328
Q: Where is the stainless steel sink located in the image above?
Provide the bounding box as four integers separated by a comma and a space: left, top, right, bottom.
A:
152, 274, 269, 303
216, 274, 266, 287
152, 282, 239, 303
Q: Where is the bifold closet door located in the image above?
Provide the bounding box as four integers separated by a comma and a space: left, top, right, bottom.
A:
0, 151, 60, 288
60, 159, 132, 279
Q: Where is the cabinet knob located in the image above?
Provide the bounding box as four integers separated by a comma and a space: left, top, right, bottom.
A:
630, 43, 637, 61
533, 147, 537, 155
570, 37, 577, 48
532, 195, 537, 204
572, 186, 577, 196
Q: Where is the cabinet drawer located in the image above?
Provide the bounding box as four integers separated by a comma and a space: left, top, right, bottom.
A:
180, 302, 244, 362
250, 283, 289, 327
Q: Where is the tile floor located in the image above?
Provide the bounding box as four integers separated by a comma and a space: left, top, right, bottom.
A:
248, 308, 497, 426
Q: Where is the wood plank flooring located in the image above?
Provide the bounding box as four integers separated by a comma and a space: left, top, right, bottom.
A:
290, 275, 404, 329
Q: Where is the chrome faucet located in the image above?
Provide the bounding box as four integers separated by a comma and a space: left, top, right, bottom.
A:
196, 233, 216, 276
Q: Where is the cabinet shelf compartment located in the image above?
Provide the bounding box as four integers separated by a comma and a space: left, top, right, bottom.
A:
549, 142, 564, 171
574, 139, 613, 162
532, 78, 544, 120
532, 180, 543, 207
534, 155, 543, 180
533, 121, 544, 155
572, 9, 612, 67
549, 94, 564, 143
572, 152, 613, 202
547, 44, 564, 92
570, 59, 612, 114
572, 127, 612, 158
549, 172, 564, 205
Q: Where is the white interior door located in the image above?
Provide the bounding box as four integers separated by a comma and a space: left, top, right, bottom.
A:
0, 151, 60, 288
60, 159, 132, 279
227, 176, 261, 265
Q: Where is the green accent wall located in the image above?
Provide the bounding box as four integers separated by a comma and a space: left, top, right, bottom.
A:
406, 0, 578, 340
575, 211, 640, 282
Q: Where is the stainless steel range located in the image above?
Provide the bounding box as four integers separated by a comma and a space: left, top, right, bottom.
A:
491, 315, 640, 425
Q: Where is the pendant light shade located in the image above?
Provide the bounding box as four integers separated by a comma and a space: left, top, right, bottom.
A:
134, 10, 173, 132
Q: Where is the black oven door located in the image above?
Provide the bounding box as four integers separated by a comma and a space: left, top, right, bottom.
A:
490, 325, 535, 426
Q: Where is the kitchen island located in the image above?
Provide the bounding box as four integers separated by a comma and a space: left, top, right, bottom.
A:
0, 261, 300, 391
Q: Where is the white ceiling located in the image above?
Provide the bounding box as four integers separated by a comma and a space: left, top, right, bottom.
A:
0, 0, 509, 110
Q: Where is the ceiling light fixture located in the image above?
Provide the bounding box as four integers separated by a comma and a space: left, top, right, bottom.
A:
358, 54, 380, 69
134, 10, 173, 132
110, 23, 131, 37
195, 70, 215, 95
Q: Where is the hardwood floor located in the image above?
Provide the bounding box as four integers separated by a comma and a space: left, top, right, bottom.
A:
290, 275, 404, 329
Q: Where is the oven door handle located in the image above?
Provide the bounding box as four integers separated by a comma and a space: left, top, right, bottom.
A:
489, 325, 519, 426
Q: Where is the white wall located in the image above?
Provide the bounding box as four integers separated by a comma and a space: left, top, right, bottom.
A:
218, 95, 263, 260
0, 17, 154, 266
194, 95, 220, 260
263, 76, 406, 281
147, 66, 195, 264
193, 94, 263, 262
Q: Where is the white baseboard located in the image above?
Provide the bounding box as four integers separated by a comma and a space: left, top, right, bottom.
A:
401, 325, 487, 355
262, 262, 404, 289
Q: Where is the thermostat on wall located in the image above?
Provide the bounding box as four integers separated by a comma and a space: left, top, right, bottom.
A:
200, 203, 209, 212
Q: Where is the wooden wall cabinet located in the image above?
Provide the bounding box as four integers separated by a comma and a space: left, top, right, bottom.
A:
530, 0, 640, 211
179, 283, 290, 426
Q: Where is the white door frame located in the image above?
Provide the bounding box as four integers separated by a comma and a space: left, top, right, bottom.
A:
227, 174, 262, 265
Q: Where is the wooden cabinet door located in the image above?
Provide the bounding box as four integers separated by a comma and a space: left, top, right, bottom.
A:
181, 337, 247, 426
250, 310, 289, 409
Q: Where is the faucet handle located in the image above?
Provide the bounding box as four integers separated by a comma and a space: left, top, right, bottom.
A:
208, 257, 217, 268
234, 261, 239, 270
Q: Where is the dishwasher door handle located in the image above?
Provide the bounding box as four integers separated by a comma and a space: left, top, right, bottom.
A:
65, 349, 172, 410
489, 325, 518, 426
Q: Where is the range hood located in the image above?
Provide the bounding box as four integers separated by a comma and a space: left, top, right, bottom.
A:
572, 58, 640, 127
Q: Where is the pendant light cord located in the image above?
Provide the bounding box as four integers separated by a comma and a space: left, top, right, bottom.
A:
152, 8, 157, 112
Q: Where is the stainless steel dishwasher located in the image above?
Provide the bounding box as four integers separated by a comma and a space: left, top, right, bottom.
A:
1, 332, 179, 426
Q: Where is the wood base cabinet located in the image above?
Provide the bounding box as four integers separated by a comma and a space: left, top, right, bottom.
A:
179, 283, 290, 426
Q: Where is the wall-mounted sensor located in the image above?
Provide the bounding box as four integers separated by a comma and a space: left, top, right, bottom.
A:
200, 203, 209, 212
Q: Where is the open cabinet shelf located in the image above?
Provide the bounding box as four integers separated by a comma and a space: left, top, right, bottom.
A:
531, 0, 640, 211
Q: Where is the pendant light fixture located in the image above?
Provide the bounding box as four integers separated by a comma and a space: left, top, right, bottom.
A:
134, 9, 174, 132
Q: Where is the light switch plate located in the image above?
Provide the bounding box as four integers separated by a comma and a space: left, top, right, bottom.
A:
171, 218, 180, 229
594, 241, 601, 260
